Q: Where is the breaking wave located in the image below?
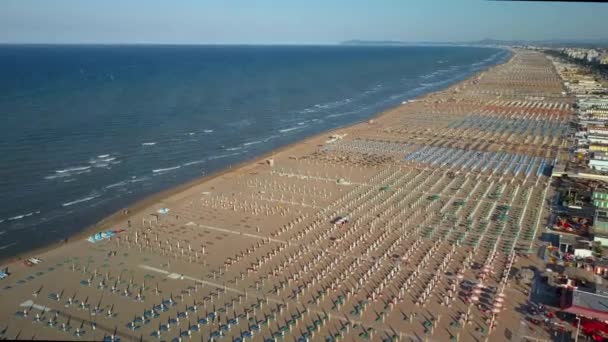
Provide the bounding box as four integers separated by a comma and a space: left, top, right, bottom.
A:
62, 195, 100, 207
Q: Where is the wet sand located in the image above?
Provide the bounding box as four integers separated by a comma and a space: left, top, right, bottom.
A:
0, 49, 571, 341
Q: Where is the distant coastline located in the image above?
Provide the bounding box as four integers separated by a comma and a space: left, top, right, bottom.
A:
340, 40, 463, 46
341, 38, 608, 49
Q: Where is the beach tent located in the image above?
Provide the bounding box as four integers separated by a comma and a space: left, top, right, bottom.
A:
87, 230, 116, 243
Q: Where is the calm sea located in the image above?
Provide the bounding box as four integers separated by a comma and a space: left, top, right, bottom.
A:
0, 45, 510, 258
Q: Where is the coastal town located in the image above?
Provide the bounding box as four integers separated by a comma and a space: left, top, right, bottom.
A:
2, 47, 608, 342
560, 48, 608, 66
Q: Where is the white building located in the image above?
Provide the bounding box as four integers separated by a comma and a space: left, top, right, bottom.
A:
589, 158, 608, 171
588, 135, 608, 145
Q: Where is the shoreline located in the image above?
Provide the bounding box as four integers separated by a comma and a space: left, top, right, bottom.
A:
1, 47, 570, 341
1, 47, 513, 266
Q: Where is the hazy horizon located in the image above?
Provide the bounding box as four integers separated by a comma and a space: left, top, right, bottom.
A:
0, 38, 606, 47
2, 0, 607, 45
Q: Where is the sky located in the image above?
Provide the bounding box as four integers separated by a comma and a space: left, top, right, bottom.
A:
1, 0, 607, 44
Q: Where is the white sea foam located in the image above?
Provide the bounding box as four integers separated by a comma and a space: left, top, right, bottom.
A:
208, 151, 242, 160
89, 154, 118, 167
183, 160, 206, 166
48, 154, 118, 180
226, 146, 243, 151
279, 126, 304, 133
152, 165, 181, 173
142, 142, 157, 146
327, 113, 350, 118
62, 195, 99, 207
263, 134, 280, 142
298, 108, 317, 114
243, 140, 263, 146
56, 166, 91, 173
45, 173, 70, 180
6, 211, 40, 222
296, 97, 353, 115
104, 181, 128, 189
472, 54, 497, 66
314, 98, 353, 110
0, 242, 16, 250
203, 129, 214, 133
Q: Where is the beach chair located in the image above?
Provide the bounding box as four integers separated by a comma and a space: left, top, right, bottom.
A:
0, 268, 9, 280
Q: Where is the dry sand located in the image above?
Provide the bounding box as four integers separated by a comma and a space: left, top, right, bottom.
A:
0, 49, 571, 341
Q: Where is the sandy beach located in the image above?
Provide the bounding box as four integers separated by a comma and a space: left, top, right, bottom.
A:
0, 48, 572, 341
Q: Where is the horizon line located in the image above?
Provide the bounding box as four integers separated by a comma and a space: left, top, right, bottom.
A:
0, 42, 478, 47
0, 39, 606, 46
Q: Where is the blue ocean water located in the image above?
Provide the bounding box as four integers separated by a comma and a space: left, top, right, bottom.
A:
0, 45, 510, 258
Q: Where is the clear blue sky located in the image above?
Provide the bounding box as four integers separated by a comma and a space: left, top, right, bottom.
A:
1, 0, 607, 44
